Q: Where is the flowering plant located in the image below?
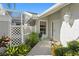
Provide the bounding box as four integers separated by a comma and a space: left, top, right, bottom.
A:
0, 36, 10, 47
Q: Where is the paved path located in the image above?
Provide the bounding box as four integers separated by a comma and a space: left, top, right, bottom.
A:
27, 40, 52, 56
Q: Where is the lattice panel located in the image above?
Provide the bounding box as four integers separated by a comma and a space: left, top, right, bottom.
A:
11, 26, 22, 46
11, 37, 21, 45
24, 15, 31, 24
11, 26, 21, 35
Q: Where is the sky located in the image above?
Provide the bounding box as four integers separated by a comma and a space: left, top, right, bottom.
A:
2, 3, 55, 14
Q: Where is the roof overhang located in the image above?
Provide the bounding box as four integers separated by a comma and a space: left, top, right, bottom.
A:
38, 3, 70, 18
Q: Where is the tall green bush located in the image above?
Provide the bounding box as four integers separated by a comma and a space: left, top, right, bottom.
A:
25, 32, 40, 48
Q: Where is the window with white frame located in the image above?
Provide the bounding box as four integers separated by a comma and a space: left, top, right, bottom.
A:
40, 21, 46, 35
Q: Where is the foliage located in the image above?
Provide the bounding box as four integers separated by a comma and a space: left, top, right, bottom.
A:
51, 41, 62, 56
67, 40, 79, 52
64, 50, 76, 56
52, 40, 79, 56
5, 45, 18, 56
54, 47, 63, 56
62, 47, 70, 55
17, 44, 31, 56
0, 36, 10, 47
5, 44, 31, 56
65, 40, 79, 56
0, 32, 40, 56
25, 32, 40, 48
54, 47, 69, 56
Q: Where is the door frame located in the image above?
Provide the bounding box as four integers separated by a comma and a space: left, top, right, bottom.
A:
39, 20, 48, 38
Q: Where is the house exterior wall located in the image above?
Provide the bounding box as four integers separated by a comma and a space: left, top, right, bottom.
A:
61, 3, 79, 23
48, 11, 62, 41
0, 15, 11, 37
49, 3, 79, 41
38, 3, 79, 41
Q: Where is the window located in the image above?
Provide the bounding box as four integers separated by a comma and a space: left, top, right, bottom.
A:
40, 21, 46, 35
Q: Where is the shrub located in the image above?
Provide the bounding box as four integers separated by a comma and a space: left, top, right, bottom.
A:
54, 47, 63, 56
53, 40, 79, 56
5, 45, 18, 56
67, 40, 79, 52
65, 40, 79, 56
62, 47, 70, 55
5, 44, 31, 56
17, 44, 31, 56
25, 32, 40, 48
51, 41, 62, 56
64, 50, 74, 56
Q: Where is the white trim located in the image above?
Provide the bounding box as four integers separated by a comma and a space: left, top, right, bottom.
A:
9, 18, 12, 46
11, 25, 21, 27
38, 3, 70, 18
21, 13, 24, 43
23, 11, 32, 17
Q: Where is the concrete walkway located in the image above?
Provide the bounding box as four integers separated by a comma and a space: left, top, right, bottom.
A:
27, 40, 52, 56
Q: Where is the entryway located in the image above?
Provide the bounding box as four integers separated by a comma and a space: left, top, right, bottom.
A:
39, 20, 48, 40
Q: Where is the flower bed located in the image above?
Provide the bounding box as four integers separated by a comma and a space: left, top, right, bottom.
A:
0, 32, 40, 56
51, 40, 79, 56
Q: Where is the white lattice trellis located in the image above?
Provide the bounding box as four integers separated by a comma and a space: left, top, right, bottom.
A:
10, 26, 22, 46
9, 11, 33, 46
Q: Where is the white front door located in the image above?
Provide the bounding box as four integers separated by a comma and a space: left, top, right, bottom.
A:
39, 20, 48, 39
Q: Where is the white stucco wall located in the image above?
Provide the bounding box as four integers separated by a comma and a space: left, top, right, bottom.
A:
48, 11, 62, 41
